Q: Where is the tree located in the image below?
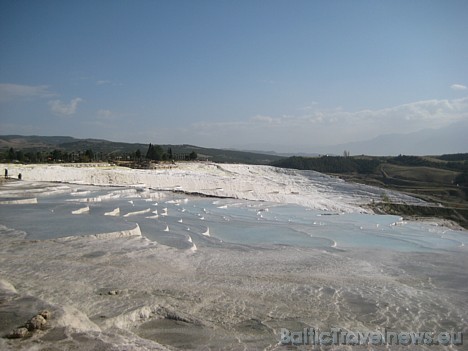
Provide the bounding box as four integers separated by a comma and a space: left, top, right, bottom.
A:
51, 149, 62, 162
7, 148, 15, 162
455, 171, 468, 187
146, 143, 154, 159
25, 152, 37, 163
36, 151, 44, 163
15, 150, 24, 162
189, 151, 197, 161
154, 145, 165, 161
343, 150, 350, 158
135, 149, 142, 161
82, 149, 94, 162
146, 144, 165, 161
168, 148, 173, 160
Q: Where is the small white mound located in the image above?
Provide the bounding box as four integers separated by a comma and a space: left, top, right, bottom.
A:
145, 214, 159, 219
178, 219, 183, 223
72, 206, 89, 215
161, 208, 168, 216
0, 198, 38, 205
56, 224, 142, 241
187, 236, 197, 253
218, 205, 228, 209
100, 304, 160, 330
202, 227, 210, 237
70, 190, 91, 196
391, 220, 407, 226
55, 305, 101, 333
123, 208, 151, 217
104, 208, 120, 216
164, 225, 169, 232
0, 279, 17, 294
69, 196, 102, 203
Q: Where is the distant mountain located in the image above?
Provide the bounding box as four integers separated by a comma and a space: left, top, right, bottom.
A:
0, 135, 284, 165
224, 147, 321, 158
232, 120, 468, 157
0, 135, 78, 150
323, 120, 468, 156
3, 119, 465, 162
239, 121, 468, 157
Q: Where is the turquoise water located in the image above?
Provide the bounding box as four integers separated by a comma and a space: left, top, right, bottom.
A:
0, 183, 467, 252
1, 182, 467, 351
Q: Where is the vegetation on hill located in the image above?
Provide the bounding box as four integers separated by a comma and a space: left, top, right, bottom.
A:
0, 135, 283, 165
272, 154, 468, 228
272, 155, 380, 174
1, 134, 467, 227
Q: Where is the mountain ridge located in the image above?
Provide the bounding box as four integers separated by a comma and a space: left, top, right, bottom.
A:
0, 135, 284, 165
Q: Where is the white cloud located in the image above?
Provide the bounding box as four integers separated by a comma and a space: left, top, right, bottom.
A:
0, 83, 55, 102
187, 97, 468, 147
96, 80, 111, 86
298, 102, 319, 111
451, 84, 467, 91
97, 109, 114, 120
48, 98, 83, 116
251, 115, 282, 124
96, 80, 122, 87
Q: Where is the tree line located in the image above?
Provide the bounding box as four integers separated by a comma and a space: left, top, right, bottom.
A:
145, 144, 197, 162
272, 154, 468, 175
1, 144, 198, 164
2, 147, 101, 163
388, 155, 468, 172
272, 155, 380, 174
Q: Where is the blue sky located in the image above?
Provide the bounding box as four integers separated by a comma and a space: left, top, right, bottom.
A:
1, 0, 467, 153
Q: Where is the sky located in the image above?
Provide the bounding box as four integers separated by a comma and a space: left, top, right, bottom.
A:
0, 0, 467, 154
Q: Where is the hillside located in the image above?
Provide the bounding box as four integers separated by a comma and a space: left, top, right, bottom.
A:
273, 154, 468, 228
0, 135, 283, 165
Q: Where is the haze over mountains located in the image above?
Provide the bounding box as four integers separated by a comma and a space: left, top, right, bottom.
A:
238, 120, 468, 156
1, 119, 466, 160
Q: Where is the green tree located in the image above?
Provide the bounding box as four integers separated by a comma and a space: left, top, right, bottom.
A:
154, 145, 165, 161
146, 144, 165, 161
455, 171, 468, 187
51, 149, 62, 162
15, 150, 25, 162
83, 149, 94, 162
7, 148, 15, 162
36, 151, 44, 163
146, 144, 155, 159
189, 151, 197, 160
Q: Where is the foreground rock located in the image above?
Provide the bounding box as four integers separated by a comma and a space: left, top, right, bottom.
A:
26, 314, 47, 331
7, 327, 28, 339
5, 310, 51, 339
